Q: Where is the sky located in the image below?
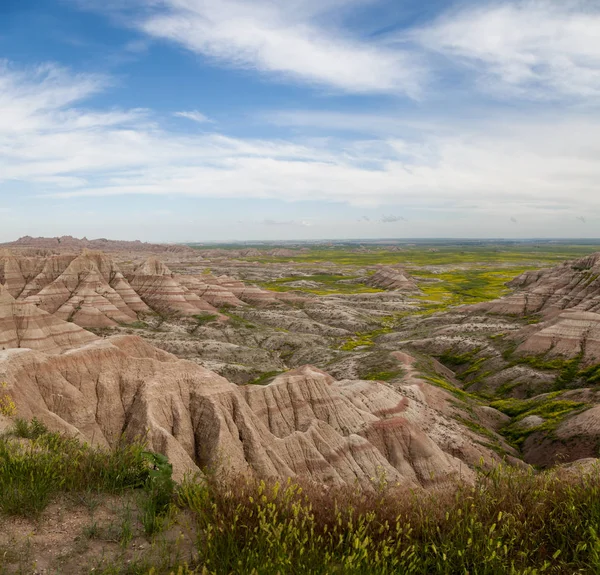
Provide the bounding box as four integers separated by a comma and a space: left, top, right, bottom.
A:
1, 0, 599, 242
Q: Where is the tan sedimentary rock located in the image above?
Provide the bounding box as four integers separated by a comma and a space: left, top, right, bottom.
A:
173, 274, 236, 310
476, 253, 600, 317
178, 273, 253, 307
18, 255, 77, 299
366, 267, 419, 291
0, 284, 97, 353
469, 253, 600, 362
0, 235, 193, 254
0, 308, 505, 487
516, 311, 600, 363
22, 252, 147, 327
130, 258, 219, 316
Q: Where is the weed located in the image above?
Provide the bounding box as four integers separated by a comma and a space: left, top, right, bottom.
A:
175, 465, 600, 574
140, 452, 176, 535
11, 417, 48, 439
0, 382, 16, 417
0, 427, 150, 517
580, 363, 600, 384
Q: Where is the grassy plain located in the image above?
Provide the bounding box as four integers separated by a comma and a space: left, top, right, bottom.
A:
258, 274, 383, 295
244, 243, 600, 267
252, 243, 599, 304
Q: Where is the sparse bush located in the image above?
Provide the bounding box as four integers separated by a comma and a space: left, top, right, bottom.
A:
11, 417, 48, 439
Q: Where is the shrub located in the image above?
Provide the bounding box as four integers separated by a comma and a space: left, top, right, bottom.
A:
11, 417, 48, 439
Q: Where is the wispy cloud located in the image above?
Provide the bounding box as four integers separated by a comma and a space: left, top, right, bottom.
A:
261, 219, 311, 227
174, 110, 212, 123
380, 215, 406, 223
414, 0, 600, 101
127, 0, 425, 96
3, 61, 600, 225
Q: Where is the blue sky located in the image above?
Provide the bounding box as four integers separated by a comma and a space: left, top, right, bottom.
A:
1, 0, 599, 241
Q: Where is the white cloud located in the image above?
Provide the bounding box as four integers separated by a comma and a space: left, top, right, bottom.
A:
260, 219, 311, 227
174, 110, 211, 123
2, 61, 600, 227
131, 0, 424, 96
414, 0, 600, 100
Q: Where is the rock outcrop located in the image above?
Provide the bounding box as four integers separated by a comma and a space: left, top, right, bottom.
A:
129, 258, 218, 316
0, 284, 97, 353
471, 253, 600, 362
366, 267, 419, 291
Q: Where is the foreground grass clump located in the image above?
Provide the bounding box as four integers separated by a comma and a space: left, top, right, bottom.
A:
0, 423, 151, 517
178, 465, 600, 574
4, 422, 600, 573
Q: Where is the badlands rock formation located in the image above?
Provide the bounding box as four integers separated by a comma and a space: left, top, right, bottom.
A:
366, 267, 420, 291
0, 251, 299, 329
472, 253, 600, 362
0, 294, 509, 488
0, 235, 193, 254
0, 284, 96, 353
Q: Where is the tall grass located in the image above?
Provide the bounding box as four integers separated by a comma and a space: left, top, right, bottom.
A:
0, 426, 150, 517
3, 420, 600, 573
178, 465, 600, 574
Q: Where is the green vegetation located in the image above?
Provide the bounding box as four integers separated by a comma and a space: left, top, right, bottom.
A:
245, 243, 598, 313
340, 333, 378, 351
10, 417, 48, 440
422, 374, 478, 403
240, 243, 599, 266
0, 422, 150, 517
580, 363, 600, 384
259, 274, 383, 295
339, 315, 401, 352
0, 381, 16, 417
175, 465, 600, 574
247, 370, 285, 385
439, 347, 482, 367
505, 353, 600, 390
363, 370, 404, 382
6, 418, 600, 573
139, 452, 176, 535
413, 267, 534, 313
192, 312, 218, 326
490, 393, 587, 447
